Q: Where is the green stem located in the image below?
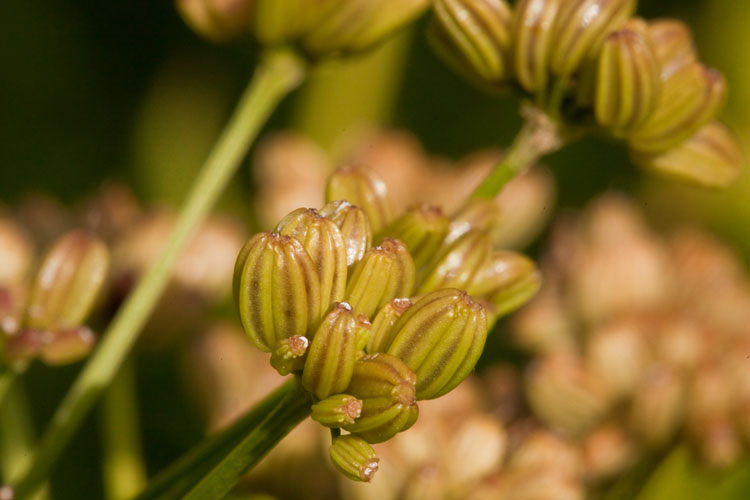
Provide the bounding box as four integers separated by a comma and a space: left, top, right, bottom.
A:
9, 48, 305, 500
134, 379, 297, 500
471, 105, 562, 200
0, 379, 49, 500
100, 357, 146, 500
183, 378, 311, 500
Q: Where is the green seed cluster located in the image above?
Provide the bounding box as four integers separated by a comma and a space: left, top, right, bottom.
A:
430, 0, 743, 187
233, 165, 540, 481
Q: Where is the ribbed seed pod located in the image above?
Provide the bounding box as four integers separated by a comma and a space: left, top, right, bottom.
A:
343, 353, 419, 443
354, 314, 372, 352
382, 289, 489, 399
302, 0, 429, 56
25, 230, 109, 332
302, 302, 358, 399
418, 229, 491, 294
429, 0, 514, 90
275, 208, 348, 314
445, 199, 502, 245
345, 238, 415, 319
550, 0, 636, 79
595, 21, 662, 134
629, 62, 727, 154
367, 297, 413, 354
325, 166, 394, 234
269, 335, 309, 375
329, 434, 379, 482
468, 251, 542, 319
311, 394, 363, 427
234, 232, 321, 352
632, 121, 743, 188
320, 200, 373, 267
649, 19, 696, 81
382, 204, 450, 269
512, 0, 564, 93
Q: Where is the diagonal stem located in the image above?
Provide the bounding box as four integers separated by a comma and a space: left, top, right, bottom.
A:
8, 47, 306, 500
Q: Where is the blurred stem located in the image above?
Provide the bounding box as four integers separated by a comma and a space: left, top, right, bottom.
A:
9, 48, 306, 500
471, 105, 562, 200
183, 378, 311, 500
135, 379, 308, 500
0, 379, 48, 500
100, 357, 146, 500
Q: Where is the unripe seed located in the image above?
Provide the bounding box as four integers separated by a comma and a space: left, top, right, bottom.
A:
383, 289, 489, 399
311, 394, 363, 427
325, 166, 394, 234
26, 230, 109, 333
275, 207, 348, 314
329, 434, 379, 482
234, 232, 321, 352
320, 200, 372, 267
382, 204, 450, 269
418, 229, 491, 294
302, 302, 358, 399
469, 251, 541, 319
445, 199, 501, 245
343, 353, 419, 443
367, 297, 413, 354
345, 238, 415, 319
512, 0, 564, 93
270, 335, 309, 376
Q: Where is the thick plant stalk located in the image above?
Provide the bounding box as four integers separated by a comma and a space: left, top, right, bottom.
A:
100, 358, 146, 500
471, 105, 562, 200
8, 48, 306, 500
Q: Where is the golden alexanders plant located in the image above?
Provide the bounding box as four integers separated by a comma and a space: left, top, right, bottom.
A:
429, 0, 743, 188
233, 165, 540, 481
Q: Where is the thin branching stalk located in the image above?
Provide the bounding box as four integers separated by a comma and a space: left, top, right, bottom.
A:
8, 47, 306, 500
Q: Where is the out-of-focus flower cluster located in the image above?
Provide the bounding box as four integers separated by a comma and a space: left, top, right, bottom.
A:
176, 0, 429, 58
514, 195, 750, 474
233, 162, 542, 481
1, 185, 247, 370
429, 0, 743, 187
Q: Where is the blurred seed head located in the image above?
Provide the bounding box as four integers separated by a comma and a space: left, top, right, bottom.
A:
176, 0, 254, 42
628, 363, 684, 448
0, 218, 34, 287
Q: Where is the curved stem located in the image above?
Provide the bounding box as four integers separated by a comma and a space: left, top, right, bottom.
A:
183, 378, 311, 500
134, 379, 298, 500
471, 105, 562, 200
9, 48, 306, 500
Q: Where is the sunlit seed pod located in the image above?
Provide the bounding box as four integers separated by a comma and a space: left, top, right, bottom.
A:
329, 434, 379, 483
319, 200, 373, 267
38, 326, 96, 366
511, 0, 564, 93
311, 393, 363, 428
628, 63, 727, 154
418, 229, 491, 294
25, 230, 109, 333
525, 354, 610, 437
0, 218, 34, 287
345, 238, 415, 319
176, 0, 254, 42
302, 0, 429, 56
595, 24, 662, 134
325, 166, 394, 234
366, 297, 413, 354
383, 289, 489, 399
649, 19, 697, 80
382, 204, 450, 269
632, 121, 743, 188
269, 335, 309, 376
342, 352, 419, 443
445, 199, 502, 246
275, 207, 348, 314
549, 0, 636, 79
628, 364, 684, 448
302, 302, 358, 399
468, 251, 541, 320
234, 232, 321, 352
429, 0, 514, 90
